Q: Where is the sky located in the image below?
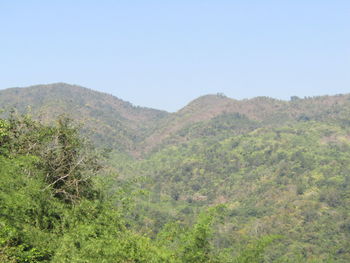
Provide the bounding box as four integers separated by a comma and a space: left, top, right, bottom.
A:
1, 1, 349, 112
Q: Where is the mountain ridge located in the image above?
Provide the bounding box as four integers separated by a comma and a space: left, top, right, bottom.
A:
1, 83, 350, 157
0, 83, 169, 153
2, 83, 350, 261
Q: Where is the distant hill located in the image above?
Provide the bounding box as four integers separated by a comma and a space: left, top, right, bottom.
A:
140, 93, 350, 155
0, 83, 169, 153
1, 83, 350, 156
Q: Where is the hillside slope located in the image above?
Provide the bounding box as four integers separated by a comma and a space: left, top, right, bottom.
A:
115, 121, 350, 262
2, 83, 350, 261
1, 84, 350, 157
0, 83, 169, 153
141, 93, 350, 155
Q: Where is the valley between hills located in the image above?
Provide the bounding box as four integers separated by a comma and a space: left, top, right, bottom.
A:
1, 83, 350, 262
1, 83, 349, 157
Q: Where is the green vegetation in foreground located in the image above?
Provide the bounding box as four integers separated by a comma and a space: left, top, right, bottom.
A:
0, 115, 276, 262
3, 85, 350, 262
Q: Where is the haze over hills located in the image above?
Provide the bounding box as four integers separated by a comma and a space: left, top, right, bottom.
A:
1, 83, 350, 157
2, 83, 350, 261
2, 0, 350, 261
0, 83, 169, 153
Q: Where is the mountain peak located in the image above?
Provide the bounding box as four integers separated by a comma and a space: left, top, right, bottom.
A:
0, 83, 169, 154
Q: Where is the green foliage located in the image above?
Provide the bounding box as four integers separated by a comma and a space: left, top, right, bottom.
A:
233, 235, 282, 263
3, 115, 279, 263
114, 121, 350, 262
37, 117, 101, 203
157, 206, 225, 263
0, 155, 58, 262
4, 86, 350, 262
0, 119, 9, 138
178, 207, 222, 263
0, 115, 174, 262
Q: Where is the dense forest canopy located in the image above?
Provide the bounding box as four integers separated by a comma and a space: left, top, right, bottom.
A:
1, 84, 350, 262
0, 114, 277, 262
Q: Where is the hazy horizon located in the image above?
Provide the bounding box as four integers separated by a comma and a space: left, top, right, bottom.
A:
1, 1, 349, 111
2, 82, 349, 113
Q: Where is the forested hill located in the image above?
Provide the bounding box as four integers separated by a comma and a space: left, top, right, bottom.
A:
1, 83, 350, 157
140, 93, 350, 155
2, 83, 350, 261
0, 83, 169, 153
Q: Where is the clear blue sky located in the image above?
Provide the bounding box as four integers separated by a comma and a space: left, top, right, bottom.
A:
1, 1, 349, 112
